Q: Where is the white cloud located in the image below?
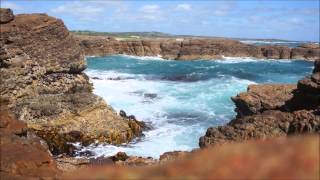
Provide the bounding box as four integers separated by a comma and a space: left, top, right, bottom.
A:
288, 17, 303, 25
175, 4, 191, 11
50, 1, 126, 22
211, 2, 236, 16
139, 5, 160, 13
201, 20, 210, 25
51, 2, 104, 16
138, 5, 162, 21
1, 2, 24, 11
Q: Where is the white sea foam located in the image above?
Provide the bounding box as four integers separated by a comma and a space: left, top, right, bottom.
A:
216, 56, 261, 63
240, 40, 300, 44
117, 54, 170, 61
80, 52, 314, 159
217, 56, 296, 63
81, 68, 257, 159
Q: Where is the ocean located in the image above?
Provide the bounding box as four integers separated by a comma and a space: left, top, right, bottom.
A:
81, 55, 313, 158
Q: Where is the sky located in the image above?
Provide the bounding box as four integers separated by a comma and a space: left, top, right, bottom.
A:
1, 0, 319, 41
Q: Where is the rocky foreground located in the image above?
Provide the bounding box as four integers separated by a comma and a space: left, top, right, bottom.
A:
0, 8, 144, 156
75, 34, 320, 60
1, 9, 319, 179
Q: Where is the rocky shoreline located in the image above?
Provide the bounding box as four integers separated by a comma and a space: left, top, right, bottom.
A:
1, 9, 319, 179
75, 34, 319, 61
199, 60, 320, 148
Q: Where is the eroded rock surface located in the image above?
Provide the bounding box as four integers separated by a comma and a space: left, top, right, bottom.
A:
232, 84, 297, 117
0, 9, 143, 155
75, 35, 320, 60
200, 60, 320, 148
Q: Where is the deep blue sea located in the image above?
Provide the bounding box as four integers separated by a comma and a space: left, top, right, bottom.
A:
82, 55, 313, 158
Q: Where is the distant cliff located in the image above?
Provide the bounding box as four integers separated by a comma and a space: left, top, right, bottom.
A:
75, 35, 320, 60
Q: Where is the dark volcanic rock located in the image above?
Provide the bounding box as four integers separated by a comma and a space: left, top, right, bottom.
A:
314, 60, 320, 73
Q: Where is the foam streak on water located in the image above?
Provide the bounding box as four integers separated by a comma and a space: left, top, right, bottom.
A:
82, 55, 313, 159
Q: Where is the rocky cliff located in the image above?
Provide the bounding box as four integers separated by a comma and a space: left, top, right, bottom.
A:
75, 35, 320, 60
0, 8, 143, 155
199, 60, 320, 147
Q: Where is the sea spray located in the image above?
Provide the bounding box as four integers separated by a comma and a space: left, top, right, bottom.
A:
82, 55, 313, 158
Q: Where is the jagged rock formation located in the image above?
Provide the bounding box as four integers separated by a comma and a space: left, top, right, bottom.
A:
75, 35, 320, 60
199, 60, 320, 148
0, 9, 143, 155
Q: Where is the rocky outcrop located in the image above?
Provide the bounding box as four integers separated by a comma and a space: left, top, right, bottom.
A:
0, 8, 14, 23
0, 109, 59, 179
75, 35, 320, 60
232, 84, 297, 117
63, 135, 319, 179
0, 9, 143, 155
199, 60, 320, 148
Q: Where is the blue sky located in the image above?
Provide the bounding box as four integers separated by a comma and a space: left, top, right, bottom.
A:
2, 0, 319, 41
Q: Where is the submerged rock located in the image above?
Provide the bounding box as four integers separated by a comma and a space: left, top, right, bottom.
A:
119, 110, 127, 118
143, 93, 158, 99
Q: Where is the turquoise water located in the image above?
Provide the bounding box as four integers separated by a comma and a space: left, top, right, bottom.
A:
82, 55, 313, 158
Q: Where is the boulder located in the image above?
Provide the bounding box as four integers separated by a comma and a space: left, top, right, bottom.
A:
0, 8, 14, 23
